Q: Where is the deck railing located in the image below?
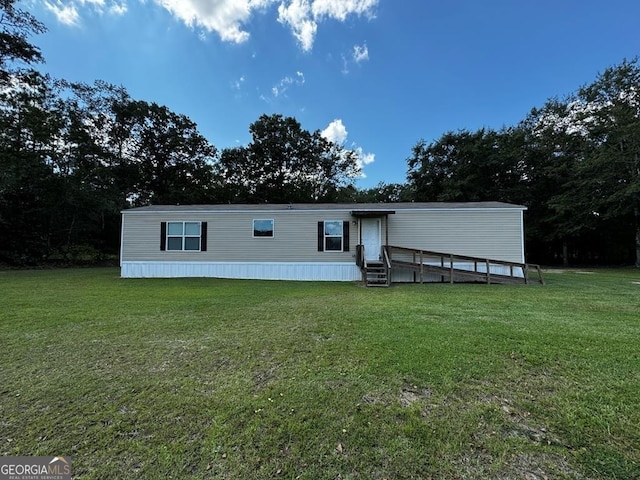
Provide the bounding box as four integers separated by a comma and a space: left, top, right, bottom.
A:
384, 245, 544, 285
355, 244, 365, 270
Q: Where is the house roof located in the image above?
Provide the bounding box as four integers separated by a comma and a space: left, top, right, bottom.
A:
122, 202, 526, 214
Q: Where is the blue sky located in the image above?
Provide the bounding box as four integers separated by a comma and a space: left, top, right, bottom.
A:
28, 0, 640, 187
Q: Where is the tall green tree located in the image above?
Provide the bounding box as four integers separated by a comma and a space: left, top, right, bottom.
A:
0, 73, 221, 263
406, 128, 526, 203
107, 98, 218, 206
0, 0, 46, 82
215, 114, 360, 203
577, 59, 640, 266
344, 181, 414, 203
0, 72, 62, 262
525, 59, 640, 265
518, 98, 598, 265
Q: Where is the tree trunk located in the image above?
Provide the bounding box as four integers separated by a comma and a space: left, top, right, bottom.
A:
562, 239, 569, 267
636, 152, 640, 268
635, 195, 640, 268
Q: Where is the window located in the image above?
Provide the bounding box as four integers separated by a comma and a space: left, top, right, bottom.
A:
317, 220, 349, 252
324, 221, 343, 251
160, 221, 207, 251
253, 219, 274, 238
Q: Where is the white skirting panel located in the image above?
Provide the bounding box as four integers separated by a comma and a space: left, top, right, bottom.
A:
121, 261, 363, 282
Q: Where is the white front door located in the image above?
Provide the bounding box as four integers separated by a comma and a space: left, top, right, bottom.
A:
361, 218, 381, 262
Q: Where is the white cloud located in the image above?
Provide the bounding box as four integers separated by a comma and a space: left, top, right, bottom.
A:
341, 43, 369, 74
354, 146, 375, 165
278, 0, 378, 51
311, 0, 377, 21
232, 75, 246, 90
154, 0, 276, 43
45, 0, 378, 52
353, 43, 368, 63
44, 0, 129, 24
44, 0, 80, 25
109, 2, 127, 15
321, 119, 348, 144
321, 118, 375, 175
277, 0, 317, 52
80, 0, 105, 7
271, 71, 305, 97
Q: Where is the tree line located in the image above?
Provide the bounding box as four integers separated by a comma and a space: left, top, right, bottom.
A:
406, 60, 640, 267
1, 0, 638, 266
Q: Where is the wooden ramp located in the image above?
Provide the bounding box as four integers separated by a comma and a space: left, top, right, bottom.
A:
385, 245, 544, 285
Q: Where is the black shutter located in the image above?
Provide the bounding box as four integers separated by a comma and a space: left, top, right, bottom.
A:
343, 221, 350, 252
160, 222, 167, 251
200, 222, 207, 251
317, 221, 324, 252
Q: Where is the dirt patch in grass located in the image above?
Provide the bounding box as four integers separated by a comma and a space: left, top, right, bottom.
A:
455, 451, 590, 480
399, 384, 433, 407
253, 363, 281, 390
485, 395, 565, 447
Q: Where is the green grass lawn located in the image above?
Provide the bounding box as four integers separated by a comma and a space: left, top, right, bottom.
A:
1, 268, 639, 479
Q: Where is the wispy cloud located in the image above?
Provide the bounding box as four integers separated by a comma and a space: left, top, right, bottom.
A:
341, 42, 370, 74
44, 0, 80, 25
110, 2, 127, 15
277, 0, 317, 52
311, 0, 378, 21
278, 0, 378, 51
271, 71, 305, 98
353, 43, 369, 63
232, 75, 246, 90
44, 0, 127, 24
44, 0, 378, 53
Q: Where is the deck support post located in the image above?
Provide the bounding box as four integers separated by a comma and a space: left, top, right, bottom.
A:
412, 251, 416, 283
486, 259, 491, 284
449, 254, 454, 284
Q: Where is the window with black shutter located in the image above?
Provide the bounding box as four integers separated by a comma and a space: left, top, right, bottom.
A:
318, 220, 348, 252
160, 221, 205, 251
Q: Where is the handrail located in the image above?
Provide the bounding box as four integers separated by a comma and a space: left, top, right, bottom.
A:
382, 246, 391, 270
385, 244, 544, 284
382, 246, 392, 286
386, 245, 529, 269
526, 263, 545, 285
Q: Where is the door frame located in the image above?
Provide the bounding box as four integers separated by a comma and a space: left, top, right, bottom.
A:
360, 217, 382, 262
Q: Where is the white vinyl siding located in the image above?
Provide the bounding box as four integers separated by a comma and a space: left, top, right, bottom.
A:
120, 203, 526, 280
121, 211, 354, 263
387, 209, 524, 263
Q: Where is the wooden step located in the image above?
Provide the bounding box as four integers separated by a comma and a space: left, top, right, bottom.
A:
364, 262, 389, 287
